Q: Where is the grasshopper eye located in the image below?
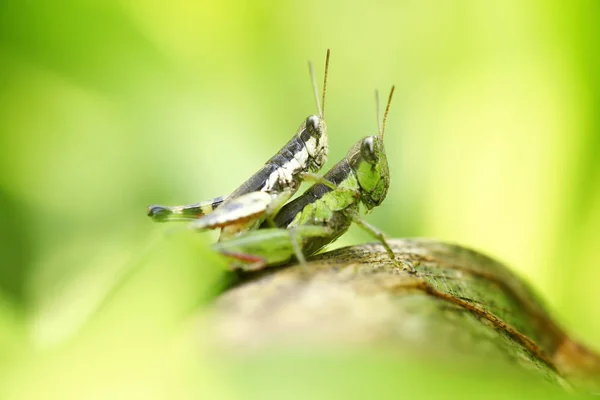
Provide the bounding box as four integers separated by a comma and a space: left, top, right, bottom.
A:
360, 136, 377, 164
306, 115, 320, 134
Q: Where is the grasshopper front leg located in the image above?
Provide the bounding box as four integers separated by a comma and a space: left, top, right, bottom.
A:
300, 172, 338, 190
345, 209, 417, 274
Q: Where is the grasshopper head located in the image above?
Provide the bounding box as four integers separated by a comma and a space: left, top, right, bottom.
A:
304, 114, 328, 172
348, 135, 389, 210
348, 85, 395, 211
304, 49, 330, 172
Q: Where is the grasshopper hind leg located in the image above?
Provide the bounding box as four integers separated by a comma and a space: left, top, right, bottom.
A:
218, 251, 268, 272
213, 226, 333, 272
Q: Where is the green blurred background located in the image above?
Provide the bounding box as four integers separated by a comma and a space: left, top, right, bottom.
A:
0, 1, 598, 398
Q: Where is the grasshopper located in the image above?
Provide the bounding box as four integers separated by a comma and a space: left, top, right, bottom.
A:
148, 50, 331, 240
213, 86, 413, 272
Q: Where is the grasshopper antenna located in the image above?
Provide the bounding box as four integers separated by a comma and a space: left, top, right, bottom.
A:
381, 85, 395, 140
309, 61, 321, 118
309, 49, 331, 119
375, 89, 382, 137
321, 48, 330, 118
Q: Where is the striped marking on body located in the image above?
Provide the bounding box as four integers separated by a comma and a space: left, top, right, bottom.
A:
147, 195, 226, 221
261, 138, 313, 193
170, 195, 226, 216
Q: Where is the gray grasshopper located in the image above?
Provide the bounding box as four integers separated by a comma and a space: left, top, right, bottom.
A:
213, 86, 413, 272
148, 50, 331, 240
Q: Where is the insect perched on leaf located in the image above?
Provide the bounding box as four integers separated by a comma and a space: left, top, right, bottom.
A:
147, 50, 331, 241
214, 86, 414, 273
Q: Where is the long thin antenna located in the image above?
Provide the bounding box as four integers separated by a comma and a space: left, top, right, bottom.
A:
321, 49, 331, 118
381, 85, 395, 140
308, 60, 321, 117
375, 89, 381, 137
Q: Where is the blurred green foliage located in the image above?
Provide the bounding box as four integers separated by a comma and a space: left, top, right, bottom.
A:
0, 0, 598, 398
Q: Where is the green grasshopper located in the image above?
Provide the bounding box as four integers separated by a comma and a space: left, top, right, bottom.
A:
148, 50, 331, 240
213, 86, 413, 272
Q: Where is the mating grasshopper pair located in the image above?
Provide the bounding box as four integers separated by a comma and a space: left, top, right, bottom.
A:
148, 51, 410, 272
